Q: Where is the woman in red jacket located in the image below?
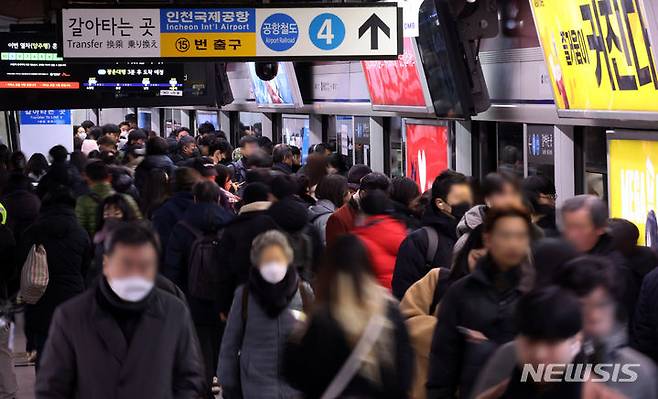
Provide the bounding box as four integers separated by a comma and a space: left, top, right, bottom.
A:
353, 189, 408, 290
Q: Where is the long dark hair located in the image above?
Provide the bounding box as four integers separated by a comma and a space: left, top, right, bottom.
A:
140, 169, 170, 218
26, 153, 49, 178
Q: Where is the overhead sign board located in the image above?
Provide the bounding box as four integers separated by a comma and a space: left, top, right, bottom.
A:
60, 5, 402, 61
530, 0, 658, 114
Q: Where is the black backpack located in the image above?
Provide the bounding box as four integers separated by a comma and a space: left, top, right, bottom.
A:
179, 221, 223, 301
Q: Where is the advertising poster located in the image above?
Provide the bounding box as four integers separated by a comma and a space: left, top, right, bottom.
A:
247, 62, 296, 106
405, 123, 448, 192
530, 0, 658, 112
361, 37, 425, 107
609, 138, 658, 246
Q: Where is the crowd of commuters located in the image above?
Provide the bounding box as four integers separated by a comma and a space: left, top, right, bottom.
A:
0, 118, 657, 399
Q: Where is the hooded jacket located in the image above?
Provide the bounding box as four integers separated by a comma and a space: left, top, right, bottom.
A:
454, 205, 486, 255
163, 202, 234, 325
426, 255, 535, 399
307, 199, 336, 246
392, 205, 458, 300
19, 204, 91, 336
353, 215, 408, 290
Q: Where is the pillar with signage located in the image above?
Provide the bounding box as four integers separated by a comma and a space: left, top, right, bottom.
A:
19, 110, 73, 158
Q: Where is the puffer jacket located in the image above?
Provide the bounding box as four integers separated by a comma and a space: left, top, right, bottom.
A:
307, 199, 335, 246
353, 215, 407, 290
218, 285, 307, 399
75, 182, 142, 236
151, 191, 194, 253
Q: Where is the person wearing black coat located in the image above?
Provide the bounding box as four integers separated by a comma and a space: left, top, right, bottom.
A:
36, 146, 87, 199
35, 222, 206, 399
392, 171, 473, 300
217, 182, 277, 314
633, 267, 658, 363
163, 181, 234, 398
17, 185, 91, 366
426, 207, 534, 399
0, 173, 40, 241
134, 136, 176, 194
151, 167, 200, 253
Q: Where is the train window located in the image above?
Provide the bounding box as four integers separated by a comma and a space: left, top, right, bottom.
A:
497, 122, 524, 178
353, 117, 370, 166
583, 127, 608, 200
526, 124, 555, 183
389, 117, 404, 177
239, 112, 263, 137
282, 114, 309, 150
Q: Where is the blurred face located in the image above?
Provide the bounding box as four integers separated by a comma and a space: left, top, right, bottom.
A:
538, 193, 556, 208
468, 248, 487, 271
103, 204, 124, 221
106, 131, 120, 141
120, 125, 130, 134
292, 154, 301, 166
486, 182, 522, 209
257, 244, 290, 284
516, 334, 581, 368
103, 243, 157, 282
562, 208, 605, 253
435, 183, 473, 215
485, 216, 530, 270
580, 287, 616, 339
177, 130, 190, 140
99, 143, 116, 153
182, 142, 196, 156
242, 142, 259, 158
76, 126, 86, 135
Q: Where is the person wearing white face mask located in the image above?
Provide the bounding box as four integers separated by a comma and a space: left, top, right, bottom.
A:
218, 229, 313, 399
35, 222, 206, 399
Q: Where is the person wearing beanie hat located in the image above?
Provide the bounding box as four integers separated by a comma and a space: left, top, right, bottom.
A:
325, 169, 390, 247
346, 164, 372, 193
216, 182, 278, 314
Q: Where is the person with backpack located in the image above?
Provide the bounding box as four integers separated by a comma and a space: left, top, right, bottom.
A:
284, 234, 413, 399
216, 182, 278, 315
268, 197, 321, 282
163, 180, 233, 397
392, 170, 473, 300
218, 230, 312, 399
18, 185, 91, 368
75, 160, 141, 237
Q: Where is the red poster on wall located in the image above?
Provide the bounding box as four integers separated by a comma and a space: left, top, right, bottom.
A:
406, 123, 449, 192
361, 37, 426, 107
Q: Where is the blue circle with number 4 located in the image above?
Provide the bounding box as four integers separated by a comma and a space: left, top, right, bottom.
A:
309, 13, 345, 50
261, 13, 299, 52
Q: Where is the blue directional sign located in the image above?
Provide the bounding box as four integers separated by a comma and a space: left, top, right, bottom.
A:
260, 13, 299, 52
309, 13, 345, 51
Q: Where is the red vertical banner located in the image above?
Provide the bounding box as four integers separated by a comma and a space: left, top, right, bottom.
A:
406, 123, 449, 192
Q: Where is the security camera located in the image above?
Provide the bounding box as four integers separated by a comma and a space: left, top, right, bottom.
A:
254, 62, 279, 81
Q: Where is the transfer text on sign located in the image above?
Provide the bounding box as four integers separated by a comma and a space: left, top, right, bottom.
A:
60, 5, 401, 60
